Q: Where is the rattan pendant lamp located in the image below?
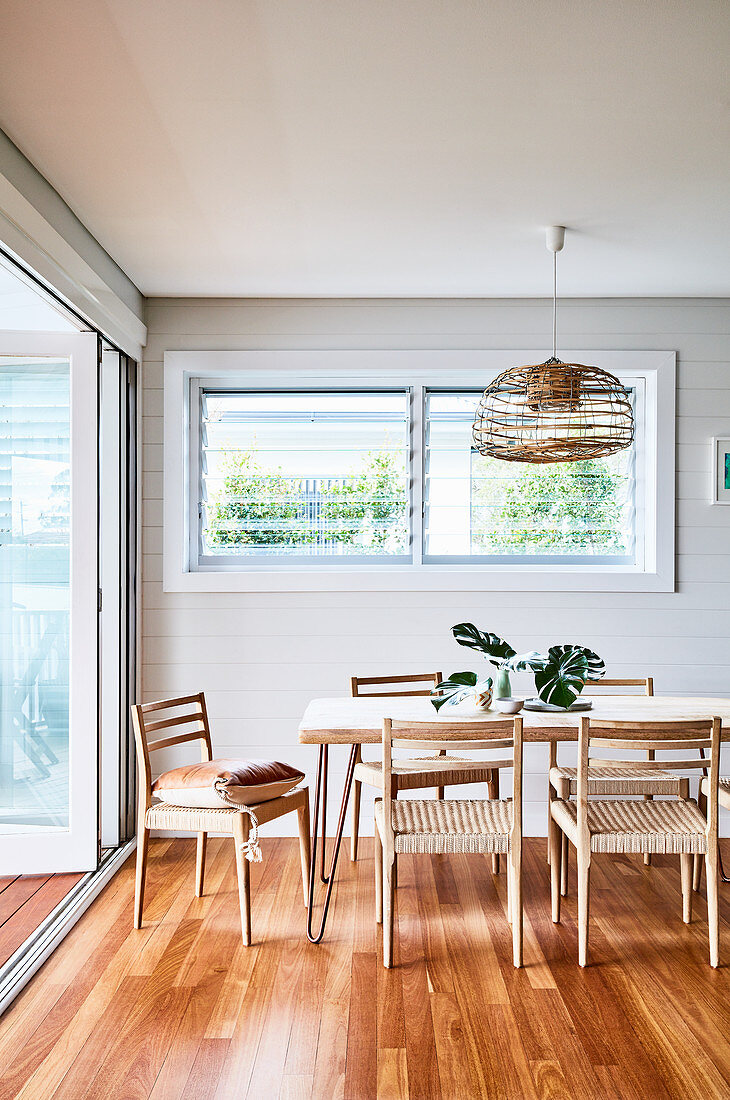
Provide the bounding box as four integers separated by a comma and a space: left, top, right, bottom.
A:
472, 227, 634, 463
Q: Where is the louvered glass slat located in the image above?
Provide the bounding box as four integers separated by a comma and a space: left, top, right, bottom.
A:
424, 390, 636, 561
199, 391, 411, 560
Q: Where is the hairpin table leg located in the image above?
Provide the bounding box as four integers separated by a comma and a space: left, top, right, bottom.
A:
307, 743, 359, 944
319, 745, 329, 884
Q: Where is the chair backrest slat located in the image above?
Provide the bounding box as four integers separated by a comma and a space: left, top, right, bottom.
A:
590, 736, 711, 753
392, 737, 514, 753
583, 677, 653, 695
138, 692, 206, 713
350, 672, 442, 698
389, 718, 510, 739
589, 755, 711, 771
589, 718, 711, 742
144, 711, 205, 735
145, 729, 208, 754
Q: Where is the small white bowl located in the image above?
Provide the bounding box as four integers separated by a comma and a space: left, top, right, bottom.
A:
493, 697, 524, 715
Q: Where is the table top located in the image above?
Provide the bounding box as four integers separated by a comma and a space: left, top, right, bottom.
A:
298, 695, 730, 744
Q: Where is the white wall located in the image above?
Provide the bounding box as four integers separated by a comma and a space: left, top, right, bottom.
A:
142, 297, 730, 836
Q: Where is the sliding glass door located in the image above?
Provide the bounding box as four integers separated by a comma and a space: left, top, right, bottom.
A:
0, 333, 99, 872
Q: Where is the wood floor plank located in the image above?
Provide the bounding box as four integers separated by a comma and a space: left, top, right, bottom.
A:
244, 846, 309, 1097
0, 874, 82, 967
13, 922, 150, 1100
0, 864, 138, 1079
148, 898, 242, 1099
0, 891, 147, 1100
211, 951, 278, 1100
396, 855, 442, 1100
344, 952, 377, 1100
376, 1046, 408, 1099
486, 1003, 539, 1100
279, 1073, 314, 1100
310, 868, 354, 1100
525, 988, 608, 1100
245, 938, 307, 1099
52, 918, 201, 1099
0, 875, 51, 927
283, 927, 327, 1077
47, 976, 149, 1100
0, 839, 729, 1100
411, 854, 455, 996
182, 1038, 230, 1100
203, 936, 263, 1041
529, 1059, 573, 1100
213, 843, 303, 1099
430, 992, 480, 1100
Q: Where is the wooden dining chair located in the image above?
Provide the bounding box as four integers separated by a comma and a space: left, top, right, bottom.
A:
350, 672, 503, 874
549, 677, 686, 890
132, 693, 311, 945
374, 716, 524, 968
550, 715, 721, 968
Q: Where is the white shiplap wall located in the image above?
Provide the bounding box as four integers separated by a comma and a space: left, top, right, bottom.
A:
142, 297, 730, 835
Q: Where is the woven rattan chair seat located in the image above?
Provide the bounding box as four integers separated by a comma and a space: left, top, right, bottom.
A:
146, 802, 242, 833
551, 797, 708, 855
550, 764, 684, 797
375, 798, 512, 854
355, 755, 493, 791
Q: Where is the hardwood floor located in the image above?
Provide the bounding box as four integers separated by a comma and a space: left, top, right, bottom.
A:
0, 873, 83, 969
1, 837, 729, 1099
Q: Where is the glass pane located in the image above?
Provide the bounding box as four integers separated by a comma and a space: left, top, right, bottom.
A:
0, 359, 70, 833
0, 264, 79, 333
200, 391, 410, 559
425, 391, 635, 560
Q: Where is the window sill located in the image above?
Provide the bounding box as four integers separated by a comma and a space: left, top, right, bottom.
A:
163, 562, 674, 594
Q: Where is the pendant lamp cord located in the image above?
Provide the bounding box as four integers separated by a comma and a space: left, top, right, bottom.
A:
552, 248, 557, 360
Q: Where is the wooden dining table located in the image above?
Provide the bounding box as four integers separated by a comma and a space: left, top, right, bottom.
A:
299, 694, 730, 942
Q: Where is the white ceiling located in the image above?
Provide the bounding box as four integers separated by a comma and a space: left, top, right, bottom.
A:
0, 1, 729, 297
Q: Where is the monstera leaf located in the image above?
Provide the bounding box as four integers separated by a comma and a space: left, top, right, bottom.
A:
580, 647, 606, 682
430, 671, 492, 712
451, 623, 516, 667
504, 650, 546, 673
533, 645, 606, 709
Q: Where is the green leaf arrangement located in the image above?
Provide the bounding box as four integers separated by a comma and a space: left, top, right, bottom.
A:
532, 645, 605, 709
451, 623, 541, 673
430, 671, 493, 712
450, 622, 605, 710
451, 623, 516, 666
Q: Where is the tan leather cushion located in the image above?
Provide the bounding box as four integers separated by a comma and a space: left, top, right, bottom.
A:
152, 758, 304, 807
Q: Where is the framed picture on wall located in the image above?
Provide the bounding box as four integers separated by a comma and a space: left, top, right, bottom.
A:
712, 437, 730, 505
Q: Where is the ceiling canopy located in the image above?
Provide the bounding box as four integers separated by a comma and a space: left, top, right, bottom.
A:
0, 0, 728, 297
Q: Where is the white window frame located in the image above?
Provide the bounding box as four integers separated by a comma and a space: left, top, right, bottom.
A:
163, 349, 675, 593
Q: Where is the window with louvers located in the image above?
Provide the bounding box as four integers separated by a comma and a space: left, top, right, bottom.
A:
424, 390, 636, 563
197, 390, 411, 564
